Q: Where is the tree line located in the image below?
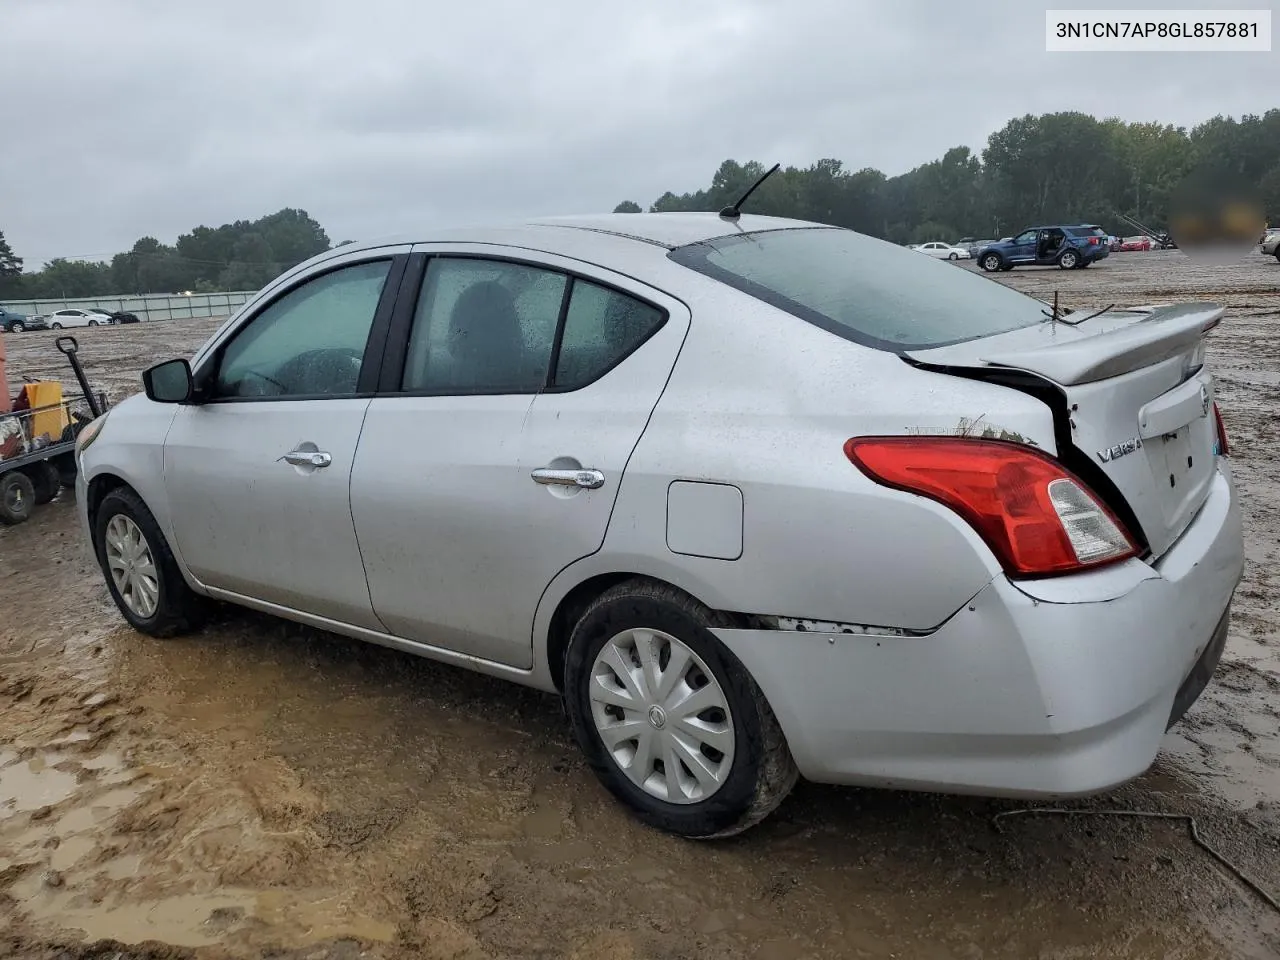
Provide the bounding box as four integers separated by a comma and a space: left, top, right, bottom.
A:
2, 109, 1277, 301
0, 208, 334, 300
614, 110, 1280, 244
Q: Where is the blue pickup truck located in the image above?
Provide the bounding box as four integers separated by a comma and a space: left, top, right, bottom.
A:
0, 305, 46, 333
975, 224, 1111, 272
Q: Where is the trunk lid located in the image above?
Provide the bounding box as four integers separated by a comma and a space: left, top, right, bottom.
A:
905, 302, 1224, 559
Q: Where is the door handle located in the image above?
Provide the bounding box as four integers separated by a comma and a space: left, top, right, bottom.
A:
531, 467, 605, 489
282, 449, 332, 468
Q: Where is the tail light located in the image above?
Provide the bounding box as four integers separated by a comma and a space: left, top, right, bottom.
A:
844, 437, 1138, 578
1213, 402, 1229, 456
1088, 237, 1099, 245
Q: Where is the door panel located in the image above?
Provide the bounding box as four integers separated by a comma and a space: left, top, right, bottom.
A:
351, 249, 690, 667
164, 400, 383, 627
162, 250, 407, 628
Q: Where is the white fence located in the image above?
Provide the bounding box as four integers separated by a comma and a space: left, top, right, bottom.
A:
3, 291, 257, 323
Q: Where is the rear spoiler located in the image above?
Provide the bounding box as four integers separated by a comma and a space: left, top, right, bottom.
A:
977, 304, 1224, 385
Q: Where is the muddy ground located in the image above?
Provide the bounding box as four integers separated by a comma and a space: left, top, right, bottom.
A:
2, 249, 1278, 960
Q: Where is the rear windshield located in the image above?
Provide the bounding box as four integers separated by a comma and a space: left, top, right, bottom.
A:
1065, 225, 1107, 237
668, 227, 1046, 351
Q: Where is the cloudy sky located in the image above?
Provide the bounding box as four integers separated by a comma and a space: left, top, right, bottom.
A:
5, 0, 1275, 267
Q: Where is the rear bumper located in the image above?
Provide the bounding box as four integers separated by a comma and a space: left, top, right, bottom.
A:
713, 464, 1243, 797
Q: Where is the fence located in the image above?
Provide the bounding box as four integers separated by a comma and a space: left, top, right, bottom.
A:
2, 291, 258, 323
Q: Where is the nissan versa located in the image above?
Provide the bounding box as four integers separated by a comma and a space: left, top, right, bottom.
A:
75, 213, 1244, 838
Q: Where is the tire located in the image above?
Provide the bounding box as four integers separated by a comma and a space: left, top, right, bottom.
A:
87, 319, 99, 326
93, 487, 206, 637
563, 578, 798, 839
0, 471, 35, 525
22, 462, 61, 505
50, 322, 62, 330
980, 253, 1003, 272
1058, 249, 1080, 270
948, 252, 958, 261
10, 321, 24, 333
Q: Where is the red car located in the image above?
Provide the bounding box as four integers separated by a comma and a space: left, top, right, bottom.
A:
1112, 236, 1153, 252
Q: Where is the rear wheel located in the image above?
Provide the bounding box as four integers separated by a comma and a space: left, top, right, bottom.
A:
980, 253, 1002, 272
50, 322, 62, 330
1058, 249, 1080, 269
93, 487, 206, 637
0, 471, 35, 525
948, 252, 958, 260
564, 578, 798, 839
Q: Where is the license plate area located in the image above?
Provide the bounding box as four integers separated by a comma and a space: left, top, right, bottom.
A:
1146, 416, 1215, 525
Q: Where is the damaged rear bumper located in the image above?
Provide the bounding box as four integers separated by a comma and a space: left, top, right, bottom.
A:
712, 465, 1243, 798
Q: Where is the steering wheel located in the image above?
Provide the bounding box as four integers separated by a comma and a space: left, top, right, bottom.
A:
270, 346, 365, 396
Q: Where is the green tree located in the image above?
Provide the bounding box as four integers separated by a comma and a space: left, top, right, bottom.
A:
0, 230, 23, 298
612, 201, 642, 213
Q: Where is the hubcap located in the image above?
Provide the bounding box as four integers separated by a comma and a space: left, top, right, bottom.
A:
588, 628, 734, 804
4, 483, 25, 512
103, 514, 159, 619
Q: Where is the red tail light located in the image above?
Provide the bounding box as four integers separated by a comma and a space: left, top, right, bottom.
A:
1088, 237, 1099, 245
1213, 402, 1229, 456
844, 437, 1138, 577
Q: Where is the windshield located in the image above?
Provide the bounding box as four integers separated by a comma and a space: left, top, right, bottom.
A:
668, 227, 1046, 351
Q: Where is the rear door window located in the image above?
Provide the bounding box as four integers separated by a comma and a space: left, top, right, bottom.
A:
668, 227, 1046, 351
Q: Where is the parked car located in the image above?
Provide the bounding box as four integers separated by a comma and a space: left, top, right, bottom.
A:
912, 241, 970, 260
976, 224, 1111, 271
75, 213, 1243, 838
1114, 236, 1153, 252
99, 309, 141, 324
1261, 231, 1280, 261
0, 305, 45, 332
45, 308, 114, 329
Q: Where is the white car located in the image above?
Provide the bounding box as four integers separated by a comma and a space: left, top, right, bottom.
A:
75, 213, 1243, 838
914, 241, 970, 260
46, 308, 113, 329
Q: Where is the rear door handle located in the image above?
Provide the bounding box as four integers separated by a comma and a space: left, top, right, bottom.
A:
531, 467, 605, 489
282, 449, 332, 468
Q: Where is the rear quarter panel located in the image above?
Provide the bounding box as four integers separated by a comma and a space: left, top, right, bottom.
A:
536, 271, 1061, 639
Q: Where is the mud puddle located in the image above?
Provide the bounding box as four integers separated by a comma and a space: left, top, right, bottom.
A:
3, 252, 1280, 959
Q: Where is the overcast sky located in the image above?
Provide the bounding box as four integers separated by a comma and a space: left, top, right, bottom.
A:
4, 0, 1276, 267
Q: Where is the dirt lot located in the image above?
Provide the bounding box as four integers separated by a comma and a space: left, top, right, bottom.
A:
2, 250, 1278, 959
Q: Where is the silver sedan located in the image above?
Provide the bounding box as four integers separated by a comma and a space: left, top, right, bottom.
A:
75, 213, 1243, 837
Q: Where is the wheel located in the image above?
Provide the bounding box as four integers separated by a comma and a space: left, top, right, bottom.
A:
50, 322, 62, 330
9, 320, 24, 333
948, 252, 958, 260
0, 471, 35, 525
563, 578, 798, 839
87, 318, 99, 326
980, 253, 1002, 272
22, 462, 61, 505
93, 487, 206, 637
1058, 249, 1080, 269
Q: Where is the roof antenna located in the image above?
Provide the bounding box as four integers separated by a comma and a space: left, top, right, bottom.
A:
719, 163, 780, 221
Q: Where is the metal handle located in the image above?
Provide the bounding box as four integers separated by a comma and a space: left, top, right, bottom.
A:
283, 450, 332, 468
531, 467, 605, 489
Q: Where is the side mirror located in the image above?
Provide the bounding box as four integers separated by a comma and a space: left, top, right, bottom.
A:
142, 358, 194, 404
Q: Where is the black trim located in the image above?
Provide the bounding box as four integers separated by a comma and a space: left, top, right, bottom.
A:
1166, 602, 1231, 730
377, 252, 428, 393
196, 254, 404, 404
546, 277, 575, 389
374, 251, 671, 399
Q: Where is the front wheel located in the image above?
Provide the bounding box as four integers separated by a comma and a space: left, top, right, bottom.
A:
87, 318, 99, 326
1058, 250, 1080, 269
980, 253, 1003, 272
50, 322, 62, 330
9, 321, 24, 333
564, 579, 798, 839
948, 252, 958, 260
0, 471, 35, 525
93, 487, 206, 637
